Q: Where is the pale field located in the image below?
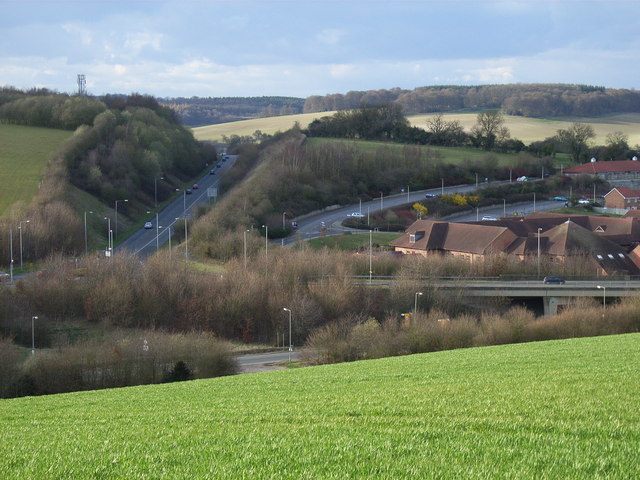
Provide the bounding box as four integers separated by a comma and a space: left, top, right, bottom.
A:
192, 111, 640, 146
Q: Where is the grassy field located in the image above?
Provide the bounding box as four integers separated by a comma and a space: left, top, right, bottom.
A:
192, 110, 640, 146
1, 333, 639, 478
0, 124, 71, 215
308, 232, 402, 250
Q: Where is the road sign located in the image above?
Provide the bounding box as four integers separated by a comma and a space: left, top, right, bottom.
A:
207, 187, 218, 198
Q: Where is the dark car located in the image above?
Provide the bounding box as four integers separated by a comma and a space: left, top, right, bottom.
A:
543, 276, 565, 285
209, 169, 216, 175
185, 188, 193, 195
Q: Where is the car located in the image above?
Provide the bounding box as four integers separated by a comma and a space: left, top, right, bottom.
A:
347, 212, 365, 218
481, 215, 498, 221
543, 276, 566, 285
425, 193, 438, 198
209, 168, 216, 175
216, 163, 221, 168
192, 184, 199, 189
516, 176, 528, 182
553, 196, 568, 201
185, 188, 193, 195
578, 198, 590, 205
144, 221, 153, 229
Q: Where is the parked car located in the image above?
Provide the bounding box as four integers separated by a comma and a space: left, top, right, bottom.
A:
144, 221, 153, 229
578, 198, 590, 205
553, 196, 568, 201
481, 215, 498, 221
347, 212, 365, 218
543, 276, 566, 284
516, 176, 528, 182
209, 168, 216, 175
425, 193, 438, 198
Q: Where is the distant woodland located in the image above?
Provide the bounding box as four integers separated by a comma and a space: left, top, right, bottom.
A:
159, 84, 640, 126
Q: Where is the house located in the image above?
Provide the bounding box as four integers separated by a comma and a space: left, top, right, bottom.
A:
390, 213, 640, 276
603, 187, 640, 212
564, 159, 640, 189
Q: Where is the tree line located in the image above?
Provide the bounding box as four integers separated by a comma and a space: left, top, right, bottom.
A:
303, 84, 640, 118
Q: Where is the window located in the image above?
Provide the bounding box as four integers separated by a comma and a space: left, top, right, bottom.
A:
596, 254, 603, 260
608, 254, 615, 259
618, 253, 625, 258
409, 234, 416, 244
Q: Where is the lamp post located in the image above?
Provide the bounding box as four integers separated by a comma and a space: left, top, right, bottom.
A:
441, 178, 444, 196
503, 199, 506, 218
243, 229, 249, 269
509, 168, 512, 183
262, 225, 268, 263
597, 285, 606, 316
84, 211, 93, 255
369, 229, 373, 285
282, 212, 287, 230
283, 307, 292, 361
104, 217, 112, 257
380, 192, 383, 211
9, 226, 13, 283
114, 198, 128, 244
406, 185, 410, 203
537, 228, 542, 279
156, 212, 160, 250
414, 292, 423, 316
475, 172, 478, 190
184, 217, 188, 260
154, 175, 164, 209
31, 315, 38, 355
167, 226, 172, 259
19, 220, 29, 270
533, 192, 536, 213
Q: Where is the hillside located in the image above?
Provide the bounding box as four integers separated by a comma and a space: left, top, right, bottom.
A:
0, 124, 71, 214
1, 334, 638, 478
192, 111, 640, 145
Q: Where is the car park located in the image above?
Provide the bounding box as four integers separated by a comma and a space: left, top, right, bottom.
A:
553, 196, 568, 201
543, 276, 566, 284
144, 221, 153, 229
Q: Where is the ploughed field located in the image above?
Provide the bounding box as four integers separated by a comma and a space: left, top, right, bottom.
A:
1, 334, 639, 478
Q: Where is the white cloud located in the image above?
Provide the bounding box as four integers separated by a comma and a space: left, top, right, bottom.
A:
123, 32, 164, 55
61, 23, 93, 46
316, 28, 345, 45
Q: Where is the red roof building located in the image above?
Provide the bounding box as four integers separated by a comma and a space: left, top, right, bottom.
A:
564, 160, 640, 188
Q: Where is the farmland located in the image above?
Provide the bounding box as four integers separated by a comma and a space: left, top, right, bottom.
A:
192, 110, 640, 146
0, 124, 71, 214
1, 333, 638, 478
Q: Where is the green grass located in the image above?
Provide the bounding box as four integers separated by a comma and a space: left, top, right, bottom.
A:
308, 232, 402, 250
191, 110, 640, 146
0, 124, 71, 215
1, 334, 639, 478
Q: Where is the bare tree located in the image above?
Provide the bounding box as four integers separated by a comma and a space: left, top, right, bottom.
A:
471, 110, 510, 150
556, 122, 595, 163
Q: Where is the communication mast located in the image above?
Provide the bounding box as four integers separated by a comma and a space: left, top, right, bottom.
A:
77, 74, 86, 96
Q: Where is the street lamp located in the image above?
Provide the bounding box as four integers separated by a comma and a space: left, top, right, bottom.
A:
262, 225, 268, 262
414, 292, 423, 316
31, 315, 38, 355
282, 212, 287, 230
243, 229, 249, 269
155, 212, 160, 250
154, 175, 164, 209
84, 211, 93, 255
537, 228, 542, 279
114, 198, 128, 244
104, 217, 112, 257
380, 192, 383, 211
9, 226, 13, 283
406, 185, 410, 203
369, 229, 373, 285
283, 307, 292, 361
597, 285, 606, 316
18, 220, 29, 270
441, 178, 444, 196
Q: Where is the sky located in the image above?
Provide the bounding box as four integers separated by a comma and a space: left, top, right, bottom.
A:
1, 0, 640, 99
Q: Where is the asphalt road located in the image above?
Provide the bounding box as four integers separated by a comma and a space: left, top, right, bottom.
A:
236, 350, 301, 373
286, 179, 558, 243
117, 155, 237, 257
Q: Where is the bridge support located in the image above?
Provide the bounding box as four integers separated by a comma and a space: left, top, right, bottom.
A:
543, 296, 572, 316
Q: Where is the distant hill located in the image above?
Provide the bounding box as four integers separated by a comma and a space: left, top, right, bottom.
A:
171, 84, 640, 128
159, 96, 305, 127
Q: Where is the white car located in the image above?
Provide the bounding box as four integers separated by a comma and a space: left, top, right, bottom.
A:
577, 198, 591, 205
144, 221, 153, 229
481, 215, 498, 221
347, 212, 365, 218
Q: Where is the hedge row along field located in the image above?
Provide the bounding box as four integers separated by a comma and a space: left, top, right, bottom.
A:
1, 334, 639, 478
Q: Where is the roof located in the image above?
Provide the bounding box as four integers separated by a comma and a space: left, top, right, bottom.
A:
564, 160, 640, 175
604, 187, 640, 199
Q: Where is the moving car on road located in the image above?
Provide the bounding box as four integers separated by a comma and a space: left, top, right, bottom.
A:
144, 222, 153, 229
543, 276, 566, 284
347, 212, 365, 218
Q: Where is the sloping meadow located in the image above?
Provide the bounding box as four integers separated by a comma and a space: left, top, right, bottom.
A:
1, 333, 639, 478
